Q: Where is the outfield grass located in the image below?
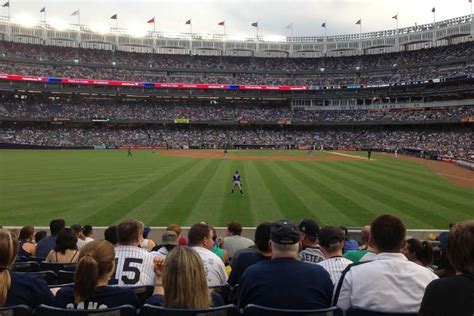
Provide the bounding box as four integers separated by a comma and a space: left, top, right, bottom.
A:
0, 150, 473, 228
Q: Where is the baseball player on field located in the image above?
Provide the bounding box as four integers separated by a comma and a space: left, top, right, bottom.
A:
230, 170, 244, 196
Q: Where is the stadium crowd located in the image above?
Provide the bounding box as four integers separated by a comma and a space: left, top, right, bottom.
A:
1, 216, 473, 315
0, 98, 472, 123
1, 125, 472, 160
0, 40, 472, 86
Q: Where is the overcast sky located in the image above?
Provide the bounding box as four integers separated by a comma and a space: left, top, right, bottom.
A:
4, 0, 473, 38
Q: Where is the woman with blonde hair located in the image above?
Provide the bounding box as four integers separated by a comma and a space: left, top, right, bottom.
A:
54, 239, 139, 309
0, 229, 53, 308
146, 246, 223, 308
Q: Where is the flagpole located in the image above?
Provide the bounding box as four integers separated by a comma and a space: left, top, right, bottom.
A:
153, 21, 156, 33
8, 2, 10, 22
78, 11, 80, 28
290, 23, 293, 38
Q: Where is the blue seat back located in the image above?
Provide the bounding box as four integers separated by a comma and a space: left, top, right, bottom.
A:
0, 305, 32, 316
12, 261, 39, 272
36, 304, 136, 316
346, 307, 418, 316
39, 262, 76, 273
141, 304, 240, 316
243, 304, 343, 316
57, 270, 75, 285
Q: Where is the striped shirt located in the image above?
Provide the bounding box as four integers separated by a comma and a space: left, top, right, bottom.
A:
317, 256, 352, 285
111, 245, 155, 287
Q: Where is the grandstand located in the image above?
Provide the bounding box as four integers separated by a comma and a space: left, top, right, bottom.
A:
0, 7, 474, 316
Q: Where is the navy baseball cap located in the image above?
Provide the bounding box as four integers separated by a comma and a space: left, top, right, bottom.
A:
271, 220, 300, 244
318, 226, 344, 248
298, 219, 320, 238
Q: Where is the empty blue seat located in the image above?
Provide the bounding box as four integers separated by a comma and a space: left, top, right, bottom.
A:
243, 304, 343, 316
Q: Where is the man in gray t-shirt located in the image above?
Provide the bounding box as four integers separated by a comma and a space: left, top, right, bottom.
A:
223, 221, 254, 258
298, 219, 325, 264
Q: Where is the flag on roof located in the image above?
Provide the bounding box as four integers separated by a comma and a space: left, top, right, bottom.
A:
251, 22, 258, 27
218, 21, 225, 26
40, 7, 46, 13
147, 17, 155, 24
185, 19, 191, 25
110, 14, 117, 20
321, 22, 326, 28
71, 9, 79, 16
355, 19, 361, 25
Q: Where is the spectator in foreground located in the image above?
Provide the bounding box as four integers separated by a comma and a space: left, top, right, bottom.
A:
71, 224, 86, 250
166, 224, 187, 246
17, 225, 36, 258
419, 221, 474, 316
82, 225, 94, 244
34, 230, 47, 244
238, 220, 333, 309
298, 218, 325, 264
228, 222, 272, 286
140, 226, 157, 251
45, 228, 79, 263
316, 226, 352, 285
151, 231, 178, 257
223, 221, 254, 259
188, 223, 227, 287
334, 214, 438, 313
146, 246, 223, 308
344, 225, 376, 262
0, 229, 54, 308
103, 225, 118, 246
112, 219, 156, 286
54, 240, 139, 309
403, 238, 434, 269
340, 226, 359, 253
36, 218, 65, 258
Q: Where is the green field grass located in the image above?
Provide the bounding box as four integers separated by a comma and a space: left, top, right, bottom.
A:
0, 150, 473, 228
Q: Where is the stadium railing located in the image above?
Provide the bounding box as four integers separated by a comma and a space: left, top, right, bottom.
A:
243, 304, 343, 316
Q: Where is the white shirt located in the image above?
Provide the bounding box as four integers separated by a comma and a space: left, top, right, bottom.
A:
84, 237, 94, 244
76, 239, 87, 250
192, 246, 227, 287
223, 235, 254, 258
150, 246, 169, 257
335, 252, 438, 313
112, 245, 156, 287
317, 256, 352, 285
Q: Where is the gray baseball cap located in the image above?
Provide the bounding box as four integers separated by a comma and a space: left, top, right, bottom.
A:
162, 231, 178, 246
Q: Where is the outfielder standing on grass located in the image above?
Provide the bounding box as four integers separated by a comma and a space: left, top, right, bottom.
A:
230, 170, 244, 196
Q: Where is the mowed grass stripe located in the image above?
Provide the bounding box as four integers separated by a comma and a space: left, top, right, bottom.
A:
186, 160, 236, 225
278, 161, 372, 227
79, 158, 201, 224
270, 161, 347, 225
145, 160, 223, 226
339, 162, 474, 212
252, 161, 307, 222
360, 160, 474, 199
301, 162, 434, 227
332, 163, 472, 225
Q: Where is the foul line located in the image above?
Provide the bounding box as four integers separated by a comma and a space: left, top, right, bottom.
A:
324, 151, 372, 160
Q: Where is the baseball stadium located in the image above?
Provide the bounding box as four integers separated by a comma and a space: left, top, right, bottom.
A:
0, 1, 473, 315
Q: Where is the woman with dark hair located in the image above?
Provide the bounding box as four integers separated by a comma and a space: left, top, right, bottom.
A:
402, 238, 434, 269
54, 240, 139, 309
0, 229, 54, 308
146, 246, 223, 308
45, 228, 79, 263
419, 221, 474, 316
18, 225, 36, 258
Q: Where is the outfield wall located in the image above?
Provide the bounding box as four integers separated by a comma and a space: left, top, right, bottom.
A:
4, 226, 446, 245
